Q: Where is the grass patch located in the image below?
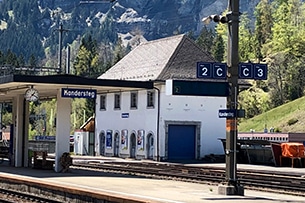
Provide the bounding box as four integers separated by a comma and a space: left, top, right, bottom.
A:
239, 96, 305, 133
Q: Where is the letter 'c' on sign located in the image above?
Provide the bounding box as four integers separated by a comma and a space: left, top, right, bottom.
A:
216, 68, 222, 76
239, 63, 254, 79
243, 68, 249, 76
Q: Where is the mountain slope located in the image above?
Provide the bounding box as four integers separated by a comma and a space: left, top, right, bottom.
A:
239, 96, 305, 133
0, 0, 261, 61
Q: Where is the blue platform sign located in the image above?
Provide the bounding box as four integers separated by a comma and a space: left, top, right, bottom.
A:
197, 62, 212, 78
253, 63, 268, 80
61, 88, 96, 99
35, 136, 56, 141
218, 109, 236, 118
197, 62, 227, 79
121, 113, 129, 118
239, 63, 253, 79
213, 63, 227, 79
197, 62, 267, 80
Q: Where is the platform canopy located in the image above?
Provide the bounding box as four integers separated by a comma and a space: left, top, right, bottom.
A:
0, 74, 154, 102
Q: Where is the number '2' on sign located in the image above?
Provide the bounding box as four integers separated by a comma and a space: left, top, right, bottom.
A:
197, 62, 212, 78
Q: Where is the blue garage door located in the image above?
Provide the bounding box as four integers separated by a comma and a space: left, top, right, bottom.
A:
168, 125, 196, 160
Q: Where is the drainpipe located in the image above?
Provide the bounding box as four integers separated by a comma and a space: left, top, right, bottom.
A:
22, 99, 26, 167
154, 87, 160, 162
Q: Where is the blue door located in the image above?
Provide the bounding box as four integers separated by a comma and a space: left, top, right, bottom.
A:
168, 125, 196, 160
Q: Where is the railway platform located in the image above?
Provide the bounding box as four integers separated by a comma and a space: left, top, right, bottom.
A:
1, 157, 305, 203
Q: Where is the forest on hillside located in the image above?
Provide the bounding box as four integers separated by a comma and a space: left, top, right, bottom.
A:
195, 0, 305, 119
0, 0, 305, 137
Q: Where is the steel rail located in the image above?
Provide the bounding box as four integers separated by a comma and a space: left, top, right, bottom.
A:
0, 187, 62, 203
73, 161, 305, 196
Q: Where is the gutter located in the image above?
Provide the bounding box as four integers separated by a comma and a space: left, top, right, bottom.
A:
153, 86, 161, 162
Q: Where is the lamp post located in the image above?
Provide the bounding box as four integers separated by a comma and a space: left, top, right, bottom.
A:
202, 0, 244, 195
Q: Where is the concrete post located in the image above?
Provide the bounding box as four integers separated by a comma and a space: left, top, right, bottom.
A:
13, 94, 28, 167
54, 89, 71, 172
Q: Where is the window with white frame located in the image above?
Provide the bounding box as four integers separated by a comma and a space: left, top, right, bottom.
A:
147, 90, 155, 108
130, 91, 138, 109
114, 93, 121, 109
100, 94, 106, 110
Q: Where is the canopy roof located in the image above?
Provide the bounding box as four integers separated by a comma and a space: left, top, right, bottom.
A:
0, 74, 154, 102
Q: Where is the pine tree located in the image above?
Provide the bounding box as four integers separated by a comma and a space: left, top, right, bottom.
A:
254, 0, 273, 61
74, 35, 99, 78
195, 26, 215, 54
211, 34, 225, 62
73, 35, 100, 122
239, 13, 256, 62
113, 37, 126, 64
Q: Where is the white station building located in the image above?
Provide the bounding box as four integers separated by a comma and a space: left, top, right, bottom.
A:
95, 34, 227, 161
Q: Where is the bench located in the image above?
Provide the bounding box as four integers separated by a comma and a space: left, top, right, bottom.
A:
33, 151, 54, 169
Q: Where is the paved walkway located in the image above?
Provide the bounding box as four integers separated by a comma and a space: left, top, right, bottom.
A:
1, 158, 305, 203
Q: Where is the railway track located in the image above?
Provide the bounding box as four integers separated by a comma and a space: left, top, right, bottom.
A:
2, 160, 305, 202
0, 187, 62, 203
73, 161, 305, 196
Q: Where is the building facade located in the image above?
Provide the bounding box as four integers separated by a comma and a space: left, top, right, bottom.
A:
95, 34, 227, 161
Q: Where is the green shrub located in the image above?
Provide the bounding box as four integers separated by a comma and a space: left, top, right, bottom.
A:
287, 118, 298, 126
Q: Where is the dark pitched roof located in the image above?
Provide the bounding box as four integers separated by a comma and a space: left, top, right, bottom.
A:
98, 34, 215, 81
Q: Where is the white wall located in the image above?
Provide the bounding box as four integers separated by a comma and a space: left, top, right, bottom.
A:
159, 85, 226, 156
95, 90, 158, 157
95, 84, 226, 159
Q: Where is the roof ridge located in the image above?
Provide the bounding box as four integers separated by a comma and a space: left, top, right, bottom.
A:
157, 35, 187, 79
141, 34, 185, 46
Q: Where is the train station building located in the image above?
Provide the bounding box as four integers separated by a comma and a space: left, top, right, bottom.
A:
0, 34, 228, 172
95, 34, 227, 161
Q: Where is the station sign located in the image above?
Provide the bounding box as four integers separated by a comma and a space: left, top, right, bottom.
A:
197, 62, 227, 79
218, 109, 246, 118
166, 80, 229, 97
121, 113, 129, 118
253, 63, 268, 80
35, 135, 56, 141
239, 63, 268, 80
213, 63, 227, 79
197, 62, 268, 80
238, 63, 253, 79
61, 88, 96, 99
218, 109, 236, 118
